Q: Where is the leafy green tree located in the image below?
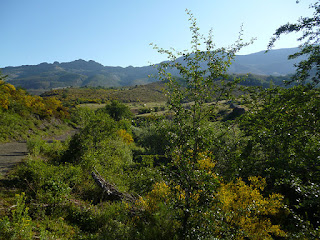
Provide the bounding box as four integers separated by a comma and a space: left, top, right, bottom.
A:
268, 1, 320, 86
148, 10, 280, 239
100, 100, 133, 121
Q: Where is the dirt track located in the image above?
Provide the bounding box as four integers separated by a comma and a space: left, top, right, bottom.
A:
0, 130, 78, 176
0, 142, 28, 176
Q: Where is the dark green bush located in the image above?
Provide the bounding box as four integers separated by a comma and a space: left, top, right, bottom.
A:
98, 100, 133, 121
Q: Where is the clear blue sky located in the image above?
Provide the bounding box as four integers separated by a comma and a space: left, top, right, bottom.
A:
0, 0, 315, 68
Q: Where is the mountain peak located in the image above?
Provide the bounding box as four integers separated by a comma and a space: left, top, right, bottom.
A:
59, 59, 104, 71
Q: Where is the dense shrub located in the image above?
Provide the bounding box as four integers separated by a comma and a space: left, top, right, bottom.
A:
98, 100, 133, 121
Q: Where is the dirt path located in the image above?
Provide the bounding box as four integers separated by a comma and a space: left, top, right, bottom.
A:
0, 142, 28, 176
0, 130, 78, 176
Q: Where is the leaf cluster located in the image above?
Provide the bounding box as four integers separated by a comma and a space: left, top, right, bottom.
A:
268, 1, 320, 86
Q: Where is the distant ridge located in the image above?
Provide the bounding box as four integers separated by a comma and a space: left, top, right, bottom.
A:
2, 47, 302, 92
230, 48, 303, 75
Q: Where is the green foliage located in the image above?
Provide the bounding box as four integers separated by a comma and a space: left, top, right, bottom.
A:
0, 73, 71, 142
99, 100, 133, 121
128, 154, 164, 194
0, 193, 33, 240
192, 121, 245, 180
239, 85, 320, 236
0, 78, 69, 119
3, 7, 320, 239
69, 106, 96, 128
237, 73, 293, 88
27, 136, 67, 160
34, 216, 80, 240
268, 1, 320, 86
58, 108, 136, 199
63, 113, 131, 165
0, 109, 35, 142
65, 203, 104, 233
134, 120, 173, 155
141, 10, 286, 240
0, 107, 71, 143
215, 177, 286, 239
41, 81, 167, 106
11, 158, 80, 206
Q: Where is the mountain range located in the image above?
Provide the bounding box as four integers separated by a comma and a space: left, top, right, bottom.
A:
1, 47, 302, 93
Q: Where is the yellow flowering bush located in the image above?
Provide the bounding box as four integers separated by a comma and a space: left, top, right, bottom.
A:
0, 80, 69, 119
137, 162, 286, 239
137, 182, 170, 212
0, 93, 9, 109
3, 83, 16, 93
216, 176, 286, 239
117, 129, 134, 144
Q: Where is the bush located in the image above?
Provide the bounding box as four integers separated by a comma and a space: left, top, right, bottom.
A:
70, 106, 96, 128
27, 137, 67, 161
0, 193, 33, 240
99, 100, 133, 121
11, 157, 82, 207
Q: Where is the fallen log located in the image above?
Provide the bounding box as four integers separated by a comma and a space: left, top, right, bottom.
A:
91, 168, 136, 202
